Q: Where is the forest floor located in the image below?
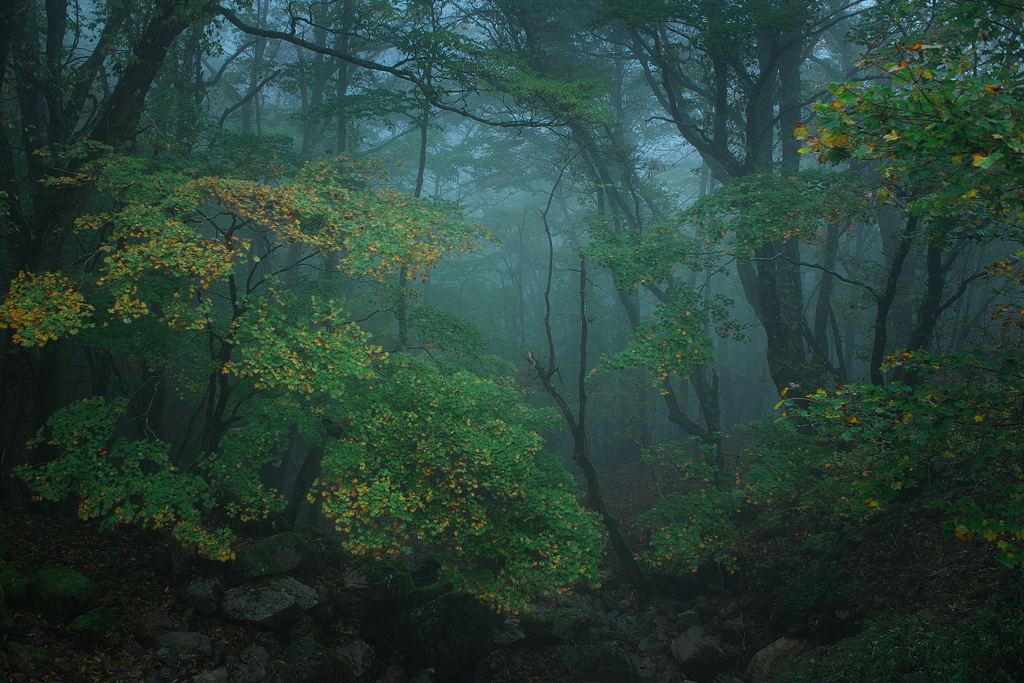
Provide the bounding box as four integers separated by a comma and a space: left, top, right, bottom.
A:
1, 457, 1023, 682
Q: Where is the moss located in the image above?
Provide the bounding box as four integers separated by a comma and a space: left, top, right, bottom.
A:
7, 642, 49, 678
345, 556, 414, 603
29, 565, 100, 620
232, 532, 318, 580
0, 565, 28, 607
70, 607, 122, 644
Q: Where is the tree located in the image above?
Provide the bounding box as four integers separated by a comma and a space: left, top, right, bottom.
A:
594, 0, 870, 393
0, 0, 213, 492
800, 0, 1023, 381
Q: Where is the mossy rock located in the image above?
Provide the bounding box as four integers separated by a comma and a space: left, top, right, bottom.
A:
410, 554, 441, 586
71, 607, 123, 644
344, 557, 414, 603
578, 642, 643, 683
28, 565, 100, 620
282, 636, 355, 683
800, 532, 841, 558
521, 607, 591, 645
232, 532, 319, 580
0, 565, 28, 607
396, 591, 493, 679
7, 642, 49, 678
406, 581, 454, 611
330, 591, 372, 626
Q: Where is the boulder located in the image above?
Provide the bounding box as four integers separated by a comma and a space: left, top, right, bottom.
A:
230, 646, 300, 683
337, 638, 375, 677
670, 626, 729, 679
6, 642, 48, 678
181, 578, 224, 615
396, 591, 493, 679
282, 637, 355, 683
287, 615, 330, 645
0, 564, 28, 606
376, 663, 409, 683
577, 642, 643, 683
676, 609, 703, 630
521, 607, 590, 645
28, 565, 100, 620
233, 533, 318, 581
192, 667, 230, 683
344, 557, 414, 604
720, 617, 745, 645
261, 660, 300, 683
330, 590, 372, 626
158, 631, 213, 659
638, 631, 669, 656
744, 637, 804, 683
223, 576, 320, 629
70, 607, 122, 644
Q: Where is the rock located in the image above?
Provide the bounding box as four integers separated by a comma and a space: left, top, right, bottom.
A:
521, 607, 590, 645
410, 555, 441, 586
586, 627, 635, 646
266, 659, 300, 683
577, 642, 643, 683
376, 663, 408, 683
282, 637, 355, 683
337, 638, 375, 677
744, 637, 804, 683
720, 617, 745, 645
396, 590, 493, 678
715, 674, 746, 683
652, 615, 672, 630
288, 615, 329, 645
230, 644, 273, 682
7, 642, 49, 678
134, 609, 177, 648
0, 564, 28, 606
232, 533, 318, 581
330, 590, 372, 625
71, 607, 122, 644
344, 557, 414, 604
638, 631, 669, 655
670, 626, 729, 679
676, 609, 702, 630
241, 659, 299, 683
28, 565, 100, 620
159, 631, 213, 658
193, 667, 230, 683
496, 616, 526, 646
222, 576, 320, 629
181, 578, 224, 615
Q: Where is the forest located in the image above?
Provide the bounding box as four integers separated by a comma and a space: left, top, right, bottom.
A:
1, 0, 1023, 681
